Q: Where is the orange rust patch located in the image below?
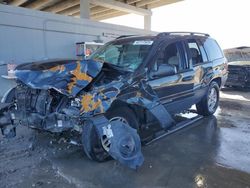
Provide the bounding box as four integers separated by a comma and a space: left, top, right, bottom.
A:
68, 77, 77, 93
80, 94, 102, 112
73, 61, 92, 81
49, 65, 65, 72
67, 61, 93, 93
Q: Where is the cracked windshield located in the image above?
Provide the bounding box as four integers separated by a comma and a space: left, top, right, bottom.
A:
89, 39, 154, 71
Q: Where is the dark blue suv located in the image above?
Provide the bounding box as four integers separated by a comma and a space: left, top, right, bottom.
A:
0, 32, 228, 168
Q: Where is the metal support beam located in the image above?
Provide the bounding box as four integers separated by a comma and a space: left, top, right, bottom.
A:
80, 0, 90, 19
90, 0, 152, 16
144, 14, 151, 30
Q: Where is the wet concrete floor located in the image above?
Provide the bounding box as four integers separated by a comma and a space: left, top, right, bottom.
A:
1, 88, 250, 188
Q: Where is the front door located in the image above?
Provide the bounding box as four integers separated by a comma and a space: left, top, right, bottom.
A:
147, 41, 195, 114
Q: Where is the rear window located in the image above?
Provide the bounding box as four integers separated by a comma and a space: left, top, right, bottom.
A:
203, 38, 224, 61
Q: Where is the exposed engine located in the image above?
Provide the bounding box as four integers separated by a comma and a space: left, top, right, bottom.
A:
5, 64, 125, 133
12, 84, 81, 132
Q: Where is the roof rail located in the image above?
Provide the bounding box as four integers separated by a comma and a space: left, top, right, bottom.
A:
157, 32, 210, 37
116, 35, 137, 39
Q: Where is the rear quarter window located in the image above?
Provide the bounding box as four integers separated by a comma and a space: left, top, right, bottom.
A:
203, 38, 224, 61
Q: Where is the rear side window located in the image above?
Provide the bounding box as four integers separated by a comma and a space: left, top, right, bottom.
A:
203, 38, 224, 61
187, 40, 204, 65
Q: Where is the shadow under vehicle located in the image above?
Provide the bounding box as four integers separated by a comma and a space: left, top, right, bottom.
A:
0, 32, 227, 169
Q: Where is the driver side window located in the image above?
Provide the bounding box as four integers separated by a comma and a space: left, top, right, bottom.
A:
154, 43, 181, 73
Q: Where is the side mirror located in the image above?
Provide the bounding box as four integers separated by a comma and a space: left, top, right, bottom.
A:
150, 64, 177, 78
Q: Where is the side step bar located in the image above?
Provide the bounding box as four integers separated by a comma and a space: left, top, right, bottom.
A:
142, 114, 203, 145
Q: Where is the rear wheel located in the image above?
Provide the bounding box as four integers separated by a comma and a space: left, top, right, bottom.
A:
81, 106, 139, 162
196, 81, 220, 116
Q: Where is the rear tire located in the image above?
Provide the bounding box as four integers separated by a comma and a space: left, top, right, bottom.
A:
81, 106, 139, 162
196, 81, 220, 116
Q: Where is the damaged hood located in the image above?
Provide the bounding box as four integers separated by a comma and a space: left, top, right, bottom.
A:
15, 59, 103, 97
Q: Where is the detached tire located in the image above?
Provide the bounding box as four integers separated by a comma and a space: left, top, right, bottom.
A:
82, 106, 139, 162
82, 122, 111, 162
196, 81, 220, 116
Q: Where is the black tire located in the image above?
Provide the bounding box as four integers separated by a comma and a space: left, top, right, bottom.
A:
82, 121, 111, 162
81, 106, 139, 162
196, 81, 220, 116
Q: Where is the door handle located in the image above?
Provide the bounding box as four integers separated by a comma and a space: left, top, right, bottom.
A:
182, 75, 194, 82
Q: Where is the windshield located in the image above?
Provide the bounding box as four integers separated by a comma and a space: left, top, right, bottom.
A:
88, 38, 154, 71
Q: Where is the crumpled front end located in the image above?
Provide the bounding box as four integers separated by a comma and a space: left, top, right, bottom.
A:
1, 58, 176, 169
15, 59, 103, 97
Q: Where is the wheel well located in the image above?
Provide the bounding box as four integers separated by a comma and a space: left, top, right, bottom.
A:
211, 77, 222, 88
106, 100, 146, 127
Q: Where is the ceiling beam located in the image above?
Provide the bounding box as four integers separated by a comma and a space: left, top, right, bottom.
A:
147, 0, 182, 8
9, 0, 27, 6
43, 0, 80, 13
135, 0, 161, 7
25, 0, 52, 10
91, 0, 182, 20
90, 0, 152, 16
71, 11, 80, 17
93, 11, 127, 20
92, 9, 120, 18
89, 0, 141, 15
57, 4, 80, 15
72, 8, 127, 20
55, 0, 142, 17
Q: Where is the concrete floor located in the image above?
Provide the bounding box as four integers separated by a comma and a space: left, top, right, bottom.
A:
1, 88, 250, 188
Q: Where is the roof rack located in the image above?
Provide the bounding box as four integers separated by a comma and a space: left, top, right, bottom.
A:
116, 35, 137, 39
157, 32, 210, 37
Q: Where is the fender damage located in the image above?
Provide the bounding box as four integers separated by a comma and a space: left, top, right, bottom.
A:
1, 59, 174, 169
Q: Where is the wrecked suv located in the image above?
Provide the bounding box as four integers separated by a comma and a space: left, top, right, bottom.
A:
0, 32, 227, 169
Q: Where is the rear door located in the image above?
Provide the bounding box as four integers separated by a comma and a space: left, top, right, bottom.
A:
147, 40, 195, 114
185, 38, 213, 102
